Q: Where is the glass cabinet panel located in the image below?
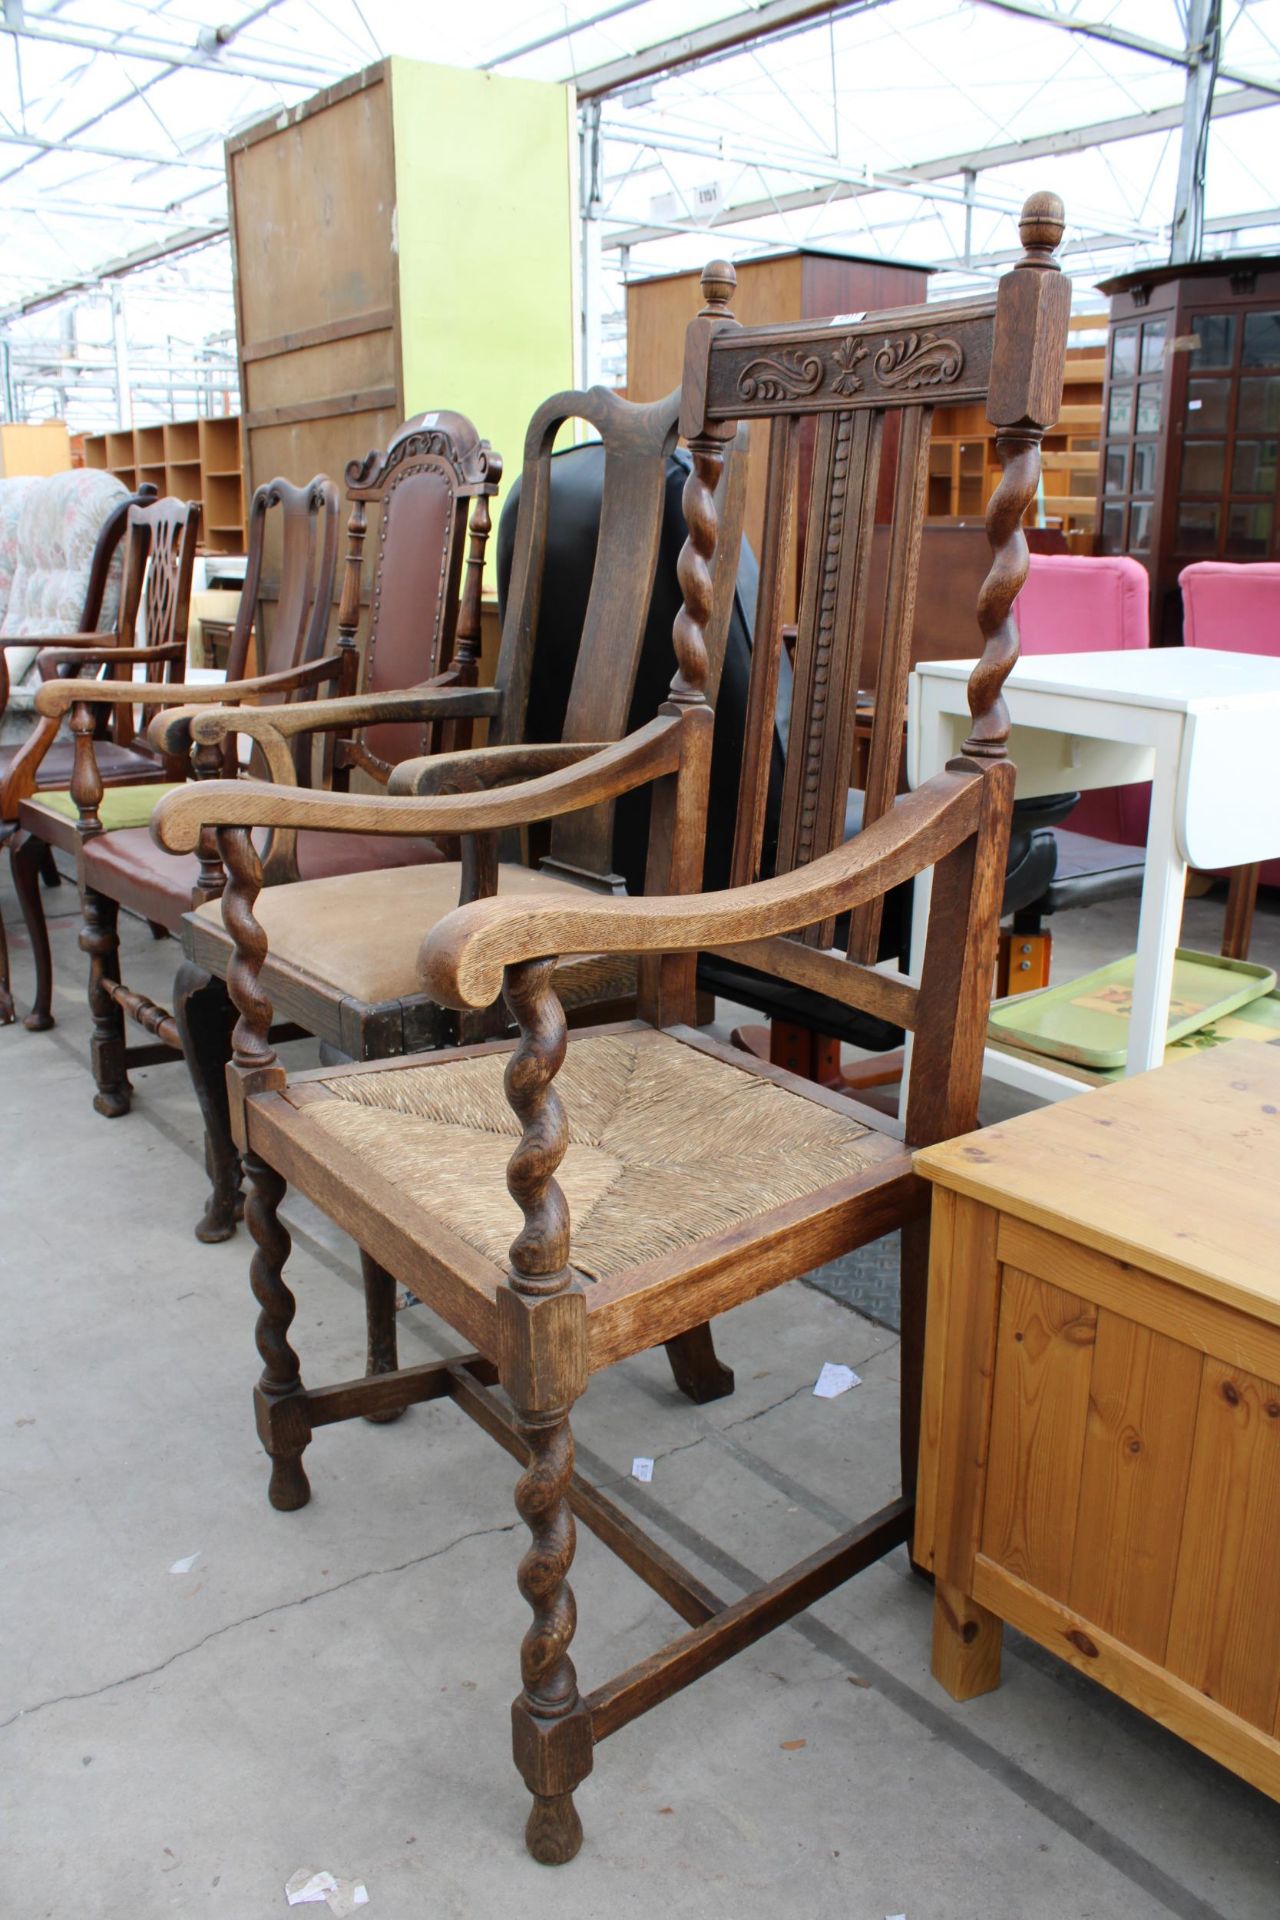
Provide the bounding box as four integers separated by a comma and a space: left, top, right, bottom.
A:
1135, 384, 1163, 433
1238, 377, 1280, 432
1111, 326, 1138, 379
1104, 446, 1127, 493
1177, 502, 1219, 552
1100, 503, 1125, 553
1226, 503, 1273, 556
1108, 387, 1133, 434
1140, 319, 1168, 374
1232, 440, 1278, 493
1128, 503, 1153, 553
1132, 442, 1158, 494
1242, 311, 1280, 369
1187, 378, 1230, 430
1180, 441, 1225, 493
1190, 314, 1235, 368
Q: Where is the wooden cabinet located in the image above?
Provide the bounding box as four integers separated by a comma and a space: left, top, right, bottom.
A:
915, 1039, 1280, 1802
225, 57, 575, 638
82, 415, 245, 552
1097, 256, 1280, 642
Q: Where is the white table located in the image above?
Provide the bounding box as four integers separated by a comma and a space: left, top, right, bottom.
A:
906, 649, 1280, 1101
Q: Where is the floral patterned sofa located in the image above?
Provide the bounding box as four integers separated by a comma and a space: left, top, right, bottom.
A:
0, 468, 132, 744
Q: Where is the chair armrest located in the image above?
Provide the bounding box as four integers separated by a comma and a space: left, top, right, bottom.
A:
421, 769, 984, 1010
36, 642, 187, 674
0, 630, 108, 650
151, 716, 683, 851
388, 741, 610, 797
34, 650, 344, 722
183, 682, 503, 747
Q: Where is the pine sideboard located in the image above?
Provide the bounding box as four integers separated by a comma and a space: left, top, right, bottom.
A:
914, 1036, 1280, 1802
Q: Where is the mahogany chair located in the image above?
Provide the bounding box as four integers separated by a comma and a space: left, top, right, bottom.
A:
150, 193, 1070, 1864
33, 418, 500, 1239
148, 386, 746, 1246
0, 485, 173, 1023
16, 480, 338, 1041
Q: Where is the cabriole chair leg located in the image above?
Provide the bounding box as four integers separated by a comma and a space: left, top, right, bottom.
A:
12, 829, 55, 1031
173, 959, 243, 1242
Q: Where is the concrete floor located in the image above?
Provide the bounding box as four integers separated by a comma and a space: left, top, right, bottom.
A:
4, 863, 1280, 1920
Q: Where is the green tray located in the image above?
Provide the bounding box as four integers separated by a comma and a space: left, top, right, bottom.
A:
987, 947, 1277, 1069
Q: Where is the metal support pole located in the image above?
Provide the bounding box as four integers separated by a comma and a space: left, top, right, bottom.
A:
579, 100, 604, 390
1170, 0, 1220, 265
962, 167, 976, 268
110, 283, 132, 429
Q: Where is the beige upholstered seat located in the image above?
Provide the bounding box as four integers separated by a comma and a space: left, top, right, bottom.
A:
188, 861, 639, 1011
294, 1028, 890, 1284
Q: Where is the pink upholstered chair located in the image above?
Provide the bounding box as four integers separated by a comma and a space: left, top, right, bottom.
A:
1015, 550, 1151, 844
1180, 561, 1280, 955
995, 553, 1151, 992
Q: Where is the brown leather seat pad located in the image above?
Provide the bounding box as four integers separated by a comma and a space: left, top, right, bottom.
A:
189, 861, 595, 1002
83, 827, 443, 935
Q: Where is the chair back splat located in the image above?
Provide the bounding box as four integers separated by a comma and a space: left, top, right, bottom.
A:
334, 412, 500, 779
676, 192, 1071, 1138
488, 383, 748, 891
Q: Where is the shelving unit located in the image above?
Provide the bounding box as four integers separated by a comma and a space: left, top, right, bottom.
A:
927, 318, 1104, 546
82, 414, 245, 553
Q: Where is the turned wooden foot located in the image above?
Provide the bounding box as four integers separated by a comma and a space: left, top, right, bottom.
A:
931, 1578, 1002, 1701
12, 830, 55, 1031
81, 886, 130, 1112
361, 1252, 404, 1423
663, 1321, 735, 1403
524, 1791, 584, 1866
172, 960, 243, 1242
245, 1152, 311, 1510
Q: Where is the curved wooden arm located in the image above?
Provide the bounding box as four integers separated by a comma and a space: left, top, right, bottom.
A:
150, 716, 684, 852
34, 651, 344, 721
421, 769, 984, 1010
37, 642, 187, 673
184, 682, 503, 747
388, 741, 610, 797
0, 630, 107, 650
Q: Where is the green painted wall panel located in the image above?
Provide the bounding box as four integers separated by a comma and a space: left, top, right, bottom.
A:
390, 57, 577, 549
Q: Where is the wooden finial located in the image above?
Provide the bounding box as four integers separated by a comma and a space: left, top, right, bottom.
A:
1017, 191, 1065, 272
699, 259, 736, 318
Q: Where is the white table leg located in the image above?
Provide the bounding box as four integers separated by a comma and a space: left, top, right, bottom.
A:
1125, 727, 1186, 1075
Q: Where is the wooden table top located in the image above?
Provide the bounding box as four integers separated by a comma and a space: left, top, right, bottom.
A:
915, 1037, 1280, 1328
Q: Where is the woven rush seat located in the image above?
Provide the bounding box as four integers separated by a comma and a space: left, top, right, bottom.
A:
265, 1026, 899, 1296
187, 860, 639, 1012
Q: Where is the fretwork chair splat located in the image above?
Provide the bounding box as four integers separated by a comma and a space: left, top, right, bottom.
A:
151, 192, 1071, 1865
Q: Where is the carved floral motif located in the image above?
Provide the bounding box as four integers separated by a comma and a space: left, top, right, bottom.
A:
873, 332, 965, 389
831, 336, 868, 395
736, 349, 823, 403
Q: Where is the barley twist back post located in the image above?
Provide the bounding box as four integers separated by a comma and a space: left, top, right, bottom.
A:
963, 190, 1070, 760
669, 261, 737, 707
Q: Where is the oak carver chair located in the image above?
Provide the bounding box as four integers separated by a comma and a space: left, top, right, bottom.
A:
33, 415, 499, 1240
149, 385, 747, 1260
151, 193, 1070, 1865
